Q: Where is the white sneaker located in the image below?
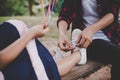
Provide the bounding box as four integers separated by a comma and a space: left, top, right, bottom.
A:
71, 29, 87, 65
78, 48, 87, 65
49, 46, 64, 61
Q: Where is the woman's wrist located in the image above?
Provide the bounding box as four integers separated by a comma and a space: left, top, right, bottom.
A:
58, 21, 68, 34
88, 25, 98, 34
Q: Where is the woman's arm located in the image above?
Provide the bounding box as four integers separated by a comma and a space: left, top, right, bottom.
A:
77, 13, 114, 48
57, 20, 73, 51
0, 24, 49, 69
58, 20, 68, 35
88, 13, 114, 33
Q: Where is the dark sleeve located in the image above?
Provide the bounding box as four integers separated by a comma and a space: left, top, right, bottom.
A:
102, 0, 119, 21
57, 0, 74, 29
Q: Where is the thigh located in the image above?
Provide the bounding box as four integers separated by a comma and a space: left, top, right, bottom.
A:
87, 39, 120, 64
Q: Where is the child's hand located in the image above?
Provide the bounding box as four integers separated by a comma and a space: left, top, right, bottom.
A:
29, 24, 49, 38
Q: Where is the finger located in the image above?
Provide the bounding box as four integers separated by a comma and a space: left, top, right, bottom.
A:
83, 39, 92, 48
83, 39, 90, 48
62, 43, 73, 51
63, 43, 71, 50
44, 26, 49, 33
59, 42, 68, 50
76, 36, 86, 47
77, 39, 86, 48
79, 36, 86, 46
43, 23, 49, 28
65, 40, 73, 49
66, 41, 72, 47
58, 42, 71, 51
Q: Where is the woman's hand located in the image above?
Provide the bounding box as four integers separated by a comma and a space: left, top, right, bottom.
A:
29, 24, 49, 38
58, 20, 73, 51
76, 13, 114, 48
76, 27, 94, 48
58, 33, 73, 51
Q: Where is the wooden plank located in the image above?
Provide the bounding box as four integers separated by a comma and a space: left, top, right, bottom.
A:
62, 60, 104, 80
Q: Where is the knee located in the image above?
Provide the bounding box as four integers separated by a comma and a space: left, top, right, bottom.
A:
6, 20, 28, 36
6, 19, 28, 29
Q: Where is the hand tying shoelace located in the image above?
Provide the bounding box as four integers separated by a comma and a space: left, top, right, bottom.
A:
71, 29, 87, 65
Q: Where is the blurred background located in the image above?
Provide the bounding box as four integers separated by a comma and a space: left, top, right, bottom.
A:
0, 0, 66, 40
0, 0, 119, 44
0, 0, 64, 25
0, 0, 62, 16
0, 0, 119, 41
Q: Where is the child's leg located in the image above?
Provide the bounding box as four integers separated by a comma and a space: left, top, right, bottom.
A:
54, 50, 81, 76
0, 21, 37, 80
49, 46, 80, 76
